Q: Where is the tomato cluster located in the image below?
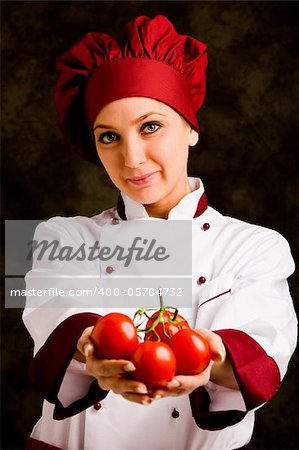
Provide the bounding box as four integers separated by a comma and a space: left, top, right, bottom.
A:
90, 299, 211, 390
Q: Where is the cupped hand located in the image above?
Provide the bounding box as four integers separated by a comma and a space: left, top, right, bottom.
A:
149, 328, 227, 400
77, 326, 153, 405
76, 326, 233, 405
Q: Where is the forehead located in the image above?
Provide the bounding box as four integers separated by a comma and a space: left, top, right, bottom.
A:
94, 97, 178, 124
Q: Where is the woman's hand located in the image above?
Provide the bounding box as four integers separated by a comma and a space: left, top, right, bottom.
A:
76, 326, 238, 405
198, 328, 239, 391
76, 326, 154, 405
150, 328, 239, 400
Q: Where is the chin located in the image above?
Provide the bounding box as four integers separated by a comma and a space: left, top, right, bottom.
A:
126, 188, 164, 206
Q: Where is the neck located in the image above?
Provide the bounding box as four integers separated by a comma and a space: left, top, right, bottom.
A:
144, 178, 191, 219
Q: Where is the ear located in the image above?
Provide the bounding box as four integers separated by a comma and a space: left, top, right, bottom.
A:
189, 129, 199, 147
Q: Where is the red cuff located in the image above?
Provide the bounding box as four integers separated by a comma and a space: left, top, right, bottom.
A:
189, 329, 281, 431
29, 312, 109, 418
215, 329, 281, 410
188, 386, 247, 431
26, 437, 63, 450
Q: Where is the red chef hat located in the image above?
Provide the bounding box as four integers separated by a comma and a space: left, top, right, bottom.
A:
54, 15, 208, 164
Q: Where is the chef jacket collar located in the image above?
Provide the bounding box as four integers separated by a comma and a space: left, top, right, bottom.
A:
116, 177, 207, 220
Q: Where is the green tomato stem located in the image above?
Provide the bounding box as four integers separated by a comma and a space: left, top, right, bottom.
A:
134, 293, 180, 339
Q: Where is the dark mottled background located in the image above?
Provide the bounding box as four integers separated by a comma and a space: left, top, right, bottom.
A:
1, 1, 299, 449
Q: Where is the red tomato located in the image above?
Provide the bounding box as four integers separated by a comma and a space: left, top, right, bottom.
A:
145, 310, 190, 343
131, 341, 176, 389
90, 313, 138, 360
169, 329, 211, 375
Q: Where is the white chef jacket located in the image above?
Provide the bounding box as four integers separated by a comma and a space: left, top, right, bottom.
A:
23, 178, 297, 450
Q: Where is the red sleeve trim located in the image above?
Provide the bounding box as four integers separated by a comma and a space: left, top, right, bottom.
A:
26, 437, 63, 449
29, 312, 109, 418
188, 386, 247, 431
214, 329, 281, 410
189, 329, 281, 430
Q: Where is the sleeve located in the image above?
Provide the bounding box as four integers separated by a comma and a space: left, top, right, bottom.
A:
22, 218, 109, 419
190, 227, 297, 430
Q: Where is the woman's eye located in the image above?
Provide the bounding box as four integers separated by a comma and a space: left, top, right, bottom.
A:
98, 132, 119, 144
141, 122, 161, 134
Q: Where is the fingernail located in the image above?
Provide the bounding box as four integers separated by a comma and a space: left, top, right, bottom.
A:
83, 343, 93, 357
169, 379, 180, 388
217, 349, 225, 363
142, 399, 152, 405
153, 394, 162, 400
135, 386, 148, 394
123, 362, 136, 372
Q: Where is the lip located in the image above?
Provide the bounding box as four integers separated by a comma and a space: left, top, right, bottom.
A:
127, 171, 159, 185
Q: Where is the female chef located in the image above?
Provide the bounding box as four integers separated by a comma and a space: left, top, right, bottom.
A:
23, 15, 297, 450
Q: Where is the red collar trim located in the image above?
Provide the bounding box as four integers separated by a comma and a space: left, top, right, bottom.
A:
116, 192, 208, 220
193, 192, 208, 218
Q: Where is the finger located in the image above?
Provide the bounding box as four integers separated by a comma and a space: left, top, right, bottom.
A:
175, 361, 214, 388
160, 378, 188, 397
164, 362, 214, 394
77, 326, 95, 356
151, 387, 187, 398
86, 357, 136, 377
83, 343, 94, 358
149, 391, 164, 401
151, 386, 189, 398
121, 392, 153, 405
99, 375, 149, 395
195, 328, 226, 362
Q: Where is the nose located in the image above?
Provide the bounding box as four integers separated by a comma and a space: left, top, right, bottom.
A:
123, 136, 147, 168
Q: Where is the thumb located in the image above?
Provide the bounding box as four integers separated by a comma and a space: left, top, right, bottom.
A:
77, 326, 95, 358
195, 328, 226, 363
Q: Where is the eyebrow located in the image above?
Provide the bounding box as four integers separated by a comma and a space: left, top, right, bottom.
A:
93, 112, 166, 131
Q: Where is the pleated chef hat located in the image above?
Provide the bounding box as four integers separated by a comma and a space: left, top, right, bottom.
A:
54, 15, 208, 164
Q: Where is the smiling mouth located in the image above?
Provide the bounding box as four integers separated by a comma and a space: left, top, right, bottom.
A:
127, 172, 159, 185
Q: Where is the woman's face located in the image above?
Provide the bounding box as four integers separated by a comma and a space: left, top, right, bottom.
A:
93, 97, 198, 217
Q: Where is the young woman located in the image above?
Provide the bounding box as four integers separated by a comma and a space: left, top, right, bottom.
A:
23, 15, 297, 450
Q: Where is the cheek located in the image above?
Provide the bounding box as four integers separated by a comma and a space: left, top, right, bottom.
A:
97, 152, 120, 182
155, 133, 189, 165
164, 125, 189, 148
